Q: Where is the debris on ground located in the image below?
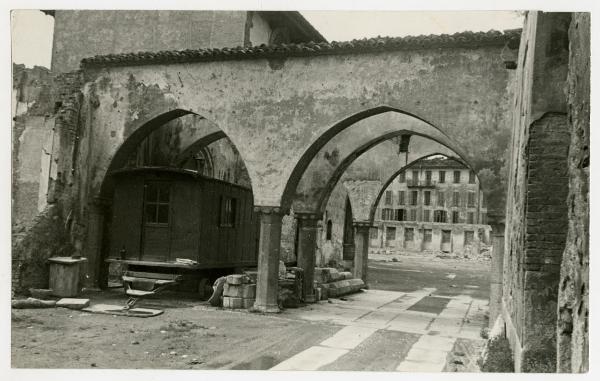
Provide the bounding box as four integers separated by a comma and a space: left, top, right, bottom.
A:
12, 298, 57, 309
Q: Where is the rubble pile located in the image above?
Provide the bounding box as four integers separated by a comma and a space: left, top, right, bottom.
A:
221, 274, 256, 309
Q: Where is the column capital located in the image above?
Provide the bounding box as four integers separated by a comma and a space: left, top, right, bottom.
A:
253, 205, 284, 215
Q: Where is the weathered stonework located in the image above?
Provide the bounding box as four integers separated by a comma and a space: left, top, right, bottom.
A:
556, 12, 590, 373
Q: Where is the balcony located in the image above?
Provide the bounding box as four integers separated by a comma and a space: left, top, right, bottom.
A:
406, 179, 437, 188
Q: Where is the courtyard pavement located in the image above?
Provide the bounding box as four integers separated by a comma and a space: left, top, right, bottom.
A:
276, 288, 488, 371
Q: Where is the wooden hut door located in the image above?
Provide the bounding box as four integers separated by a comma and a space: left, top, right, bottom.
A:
141, 181, 171, 261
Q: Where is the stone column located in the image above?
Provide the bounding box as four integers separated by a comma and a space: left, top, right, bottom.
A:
353, 221, 371, 284
253, 206, 284, 313
489, 222, 505, 329
295, 212, 319, 303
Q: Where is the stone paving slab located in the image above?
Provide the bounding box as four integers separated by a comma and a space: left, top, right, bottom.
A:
270, 345, 349, 371
405, 347, 449, 364
412, 334, 456, 352
320, 325, 378, 350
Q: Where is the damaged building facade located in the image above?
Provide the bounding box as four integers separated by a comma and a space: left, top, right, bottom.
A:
371, 155, 491, 254
11, 10, 589, 373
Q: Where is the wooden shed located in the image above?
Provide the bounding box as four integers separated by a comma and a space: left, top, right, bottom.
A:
106, 167, 258, 272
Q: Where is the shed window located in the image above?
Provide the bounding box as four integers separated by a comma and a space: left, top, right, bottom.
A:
144, 182, 170, 225
220, 196, 236, 227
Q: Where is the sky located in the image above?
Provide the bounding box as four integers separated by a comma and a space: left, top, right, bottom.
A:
11, 10, 523, 68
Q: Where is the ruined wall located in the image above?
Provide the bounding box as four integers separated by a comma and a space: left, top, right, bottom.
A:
52, 11, 249, 72
12, 65, 56, 231
557, 12, 590, 373
502, 12, 571, 372
317, 180, 350, 268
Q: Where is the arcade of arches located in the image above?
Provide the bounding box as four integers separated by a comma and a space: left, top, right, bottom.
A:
11, 11, 589, 372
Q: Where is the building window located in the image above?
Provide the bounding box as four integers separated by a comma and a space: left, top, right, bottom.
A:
439, 170, 446, 183
467, 212, 475, 224
437, 191, 445, 207
423, 209, 430, 222
464, 231, 474, 245
481, 213, 487, 224
453, 191, 460, 207
442, 230, 451, 243
220, 196, 237, 227
453, 170, 461, 183
434, 210, 447, 223
399, 191, 405, 205
386, 227, 396, 241
468, 192, 475, 207
425, 170, 432, 185
398, 171, 406, 183
369, 228, 378, 239
423, 229, 432, 242
382, 208, 394, 220
410, 190, 418, 206
469, 171, 476, 184
452, 211, 459, 223
396, 209, 406, 221
385, 190, 393, 205
144, 182, 170, 225
424, 191, 431, 206
410, 209, 417, 221
412, 170, 419, 183
404, 228, 414, 242
326, 220, 333, 240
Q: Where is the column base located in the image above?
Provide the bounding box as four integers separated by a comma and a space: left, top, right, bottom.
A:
251, 303, 281, 313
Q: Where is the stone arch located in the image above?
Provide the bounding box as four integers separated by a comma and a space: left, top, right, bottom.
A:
314, 132, 474, 216
282, 107, 468, 214
174, 131, 227, 167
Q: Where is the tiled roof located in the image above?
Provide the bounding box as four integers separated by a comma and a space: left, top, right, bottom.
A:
80, 29, 521, 68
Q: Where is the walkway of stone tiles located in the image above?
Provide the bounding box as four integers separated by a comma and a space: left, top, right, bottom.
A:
273, 288, 487, 371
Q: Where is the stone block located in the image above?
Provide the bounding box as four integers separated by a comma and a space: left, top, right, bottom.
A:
226, 274, 244, 285
56, 298, 90, 310
223, 296, 243, 309
242, 298, 255, 309
242, 283, 256, 299
244, 271, 258, 283
223, 283, 244, 297
339, 271, 353, 280
29, 288, 55, 299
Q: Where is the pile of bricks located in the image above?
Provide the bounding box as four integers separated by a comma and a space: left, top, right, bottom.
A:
314, 268, 365, 300
222, 274, 256, 309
